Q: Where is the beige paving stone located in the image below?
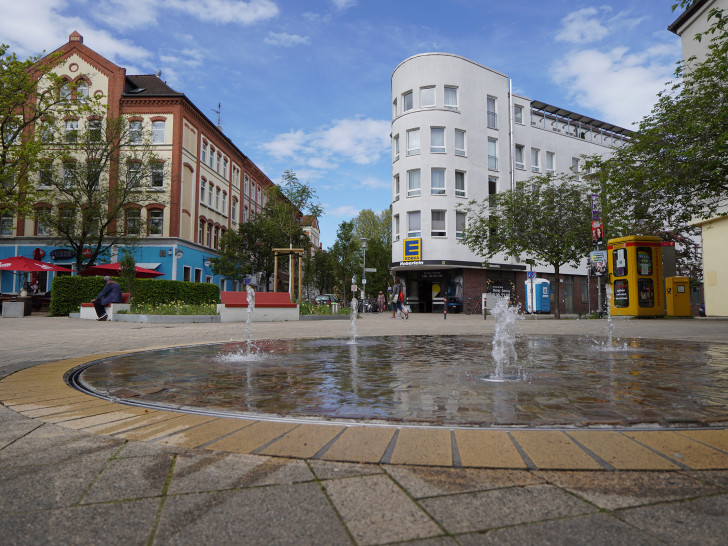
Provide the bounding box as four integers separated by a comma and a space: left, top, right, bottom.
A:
4, 393, 89, 408
625, 431, 728, 469
454, 429, 527, 469
320, 426, 395, 464
569, 431, 680, 470
510, 431, 602, 470
41, 402, 122, 423
204, 421, 297, 454
117, 414, 218, 441
82, 410, 179, 434
390, 428, 452, 466
57, 407, 152, 429
679, 429, 728, 453
260, 423, 345, 458
157, 418, 254, 448
19, 398, 113, 419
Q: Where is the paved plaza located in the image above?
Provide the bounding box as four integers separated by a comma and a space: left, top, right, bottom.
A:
1, 313, 728, 545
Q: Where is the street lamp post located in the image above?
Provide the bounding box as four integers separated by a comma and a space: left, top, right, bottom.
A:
360, 238, 369, 303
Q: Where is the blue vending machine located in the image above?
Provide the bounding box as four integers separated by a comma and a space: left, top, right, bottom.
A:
524, 278, 551, 313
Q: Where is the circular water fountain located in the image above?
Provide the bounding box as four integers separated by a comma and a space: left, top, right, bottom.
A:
72, 332, 728, 428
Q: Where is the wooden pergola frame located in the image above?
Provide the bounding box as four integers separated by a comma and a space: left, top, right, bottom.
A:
272, 248, 304, 303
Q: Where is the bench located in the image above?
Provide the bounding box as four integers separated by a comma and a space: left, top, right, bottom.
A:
217, 291, 299, 322
79, 293, 131, 321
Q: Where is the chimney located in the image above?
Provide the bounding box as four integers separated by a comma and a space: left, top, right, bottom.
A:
69, 31, 83, 43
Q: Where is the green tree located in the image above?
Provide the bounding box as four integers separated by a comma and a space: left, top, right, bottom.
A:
351, 208, 392, 298
587, 4, 728, 283
35, 114, 161, 271
460, 174, 592, 319
330, 220, 360, 303
303, 248, 337, 296
1, 44, 86, 217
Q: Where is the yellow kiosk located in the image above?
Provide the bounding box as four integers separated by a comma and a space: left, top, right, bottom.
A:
608, 235, 664, 317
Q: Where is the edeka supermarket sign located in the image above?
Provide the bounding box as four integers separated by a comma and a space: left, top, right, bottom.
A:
402, 238, 421, 262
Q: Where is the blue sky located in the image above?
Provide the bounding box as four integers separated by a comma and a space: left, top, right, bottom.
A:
2, 0, 683, 247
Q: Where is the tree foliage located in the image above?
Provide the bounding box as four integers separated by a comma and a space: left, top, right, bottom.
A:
459, 174, 592, 318
330, 220, 360, 302
351, 208, 392, 297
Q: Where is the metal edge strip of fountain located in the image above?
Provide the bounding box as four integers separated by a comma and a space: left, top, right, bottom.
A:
63, 349, 728, 433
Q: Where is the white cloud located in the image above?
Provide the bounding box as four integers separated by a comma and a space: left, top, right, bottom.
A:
551, 45, 678, 127
264, 32, 310, 47
331, 0, 356, 10
93, 0, 159, 30
555, 7, 610, 44
326, 205, 360, 218
262, 117, 390, 170
166, 0, 279, 25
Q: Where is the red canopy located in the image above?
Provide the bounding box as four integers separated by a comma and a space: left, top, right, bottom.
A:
0, 256, 73, 272
80, 262, 163, 279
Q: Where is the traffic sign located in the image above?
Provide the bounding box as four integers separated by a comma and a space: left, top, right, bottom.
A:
365, 268, 377, 272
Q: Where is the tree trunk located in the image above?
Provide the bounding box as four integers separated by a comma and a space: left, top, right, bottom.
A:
553, 264, 561, 319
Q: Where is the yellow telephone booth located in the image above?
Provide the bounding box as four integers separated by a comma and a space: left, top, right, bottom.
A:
665, 277, 691, 317
608, 235, 664, 317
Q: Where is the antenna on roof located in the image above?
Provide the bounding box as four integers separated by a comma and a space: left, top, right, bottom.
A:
212, 102, 222, 129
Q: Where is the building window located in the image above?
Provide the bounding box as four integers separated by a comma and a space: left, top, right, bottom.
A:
572, 157, 581, 180
243, 206, 248, 222
209, 147, 215, 168
244, 173, 249, 195
407, 211, 421, 238
232, 198, 237, 222
456, 211, 466, 239
420, 86, 435, 108
1, 214, 14, 236
531, 148, 541, 173
130, 120, 142, 144
232, 166, 239, 188
406, 128, 420, 156
216, 153, 221, 172
194, 268, 202, 282
393, 134, 399, 162
39, 162, 53, 188
208, 183, 213, 206
222, 192, 227, 213
60, 81, 72, 101
402, 91, 413, 112
207, 224, 212, 246
201, 142, 207, 163
198, 220, 204, 243
125, 209, 141, 235
257, 186, 261, 203
488, 177, 498, 207
223, 158, 228, 178
444, 86, 458, 109
88, 119, 102, 141
431, 168, 445, 195
59, 208, 74, 233
407, 169, 421, 197
214, 226, 219, 249
455, 129, 465, 156
514, 104, 524, 124
546, 151, 555, 173
76, 81, 88, 101
488, 138, 498, 170
515, 145, 525, 170
87, 160, 101, 189
430, 127, 445, 153
455, 171, 466, 198
393, 214, 400, 242
151, 163, 164, 188
152, 121, 165, 143
431, 210, 446, 237
215, 188, 221, 210
149, 209, 163, 236
487, 96, 497, 129
65, 119, 78, 143
39, 120, 54, 143
393, 174, 400, 202
183, 266, 191, 282
126, 162, 141, 187
392, 98, 397, 119
200, 180, 206, 204
63, 163, 76, 187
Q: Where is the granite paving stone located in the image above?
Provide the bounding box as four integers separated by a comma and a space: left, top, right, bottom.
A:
385, 466, 543, 499
154, 483, 350, 545
534, 470, 724, 510
418, 483, 597, 534
1, 498, 160, 546
615, 494, 728, 544
457, 512, 659, 545
308, 460, 384, 481
81, 454, 174, 503
323, 474, 443, 545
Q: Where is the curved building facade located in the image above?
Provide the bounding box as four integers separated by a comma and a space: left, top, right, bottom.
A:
390, 53, 630, 313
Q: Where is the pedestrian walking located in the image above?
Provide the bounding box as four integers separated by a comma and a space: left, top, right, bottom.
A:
377, 290, 386, 313
391, 277, 408, 319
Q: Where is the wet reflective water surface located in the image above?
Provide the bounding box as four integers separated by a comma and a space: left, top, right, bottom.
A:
78, 335, 728, 427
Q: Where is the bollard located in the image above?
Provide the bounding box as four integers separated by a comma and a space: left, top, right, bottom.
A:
444, 305, 447, 320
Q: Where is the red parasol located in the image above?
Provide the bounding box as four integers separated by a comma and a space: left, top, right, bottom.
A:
80, 262, 163, 278
0, 256, 73, 272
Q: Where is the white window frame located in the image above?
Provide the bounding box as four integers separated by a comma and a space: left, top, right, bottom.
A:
232, 198, 237, 222
152, 121, 165, 144
430, 127, 445, 153
150, 163, 164, 188
393, 174, 400, 202
149, 209, 163, 236
130, 120, 142, 144
402, 91, 413, 112
487, 96, 498, 129
572, 157, 581, 180
200, 180, 206, 204
531, 148, 541, 173
407, 210, 421, 238
393, 214, 400, 242
514, 104, 524, 125
546, 151, 555, 173
455, 129, 465, 156
407, 169, 421, 198
455, 170, 466, 198
201, 142, 207, 163
420, 86, 435, 108
456, 211, 466, 239
406, 128, 420, 156
444, 86, 458, 109
431, 210, 446, 237
393, 134, 399, 162
392, 98, 397, 119
430, 168, 446, 195
515, 145, 525, 170
64, 119, 78, 143
488, 138, 498, 171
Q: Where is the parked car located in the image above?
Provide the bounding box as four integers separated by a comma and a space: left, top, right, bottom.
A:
313, 294, 341, 306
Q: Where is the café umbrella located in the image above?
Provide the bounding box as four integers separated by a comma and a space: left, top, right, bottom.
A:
0, 256, 73, 272
80, 262, 163, 279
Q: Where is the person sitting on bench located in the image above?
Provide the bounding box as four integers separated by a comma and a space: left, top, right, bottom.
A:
91, 276, 123, 321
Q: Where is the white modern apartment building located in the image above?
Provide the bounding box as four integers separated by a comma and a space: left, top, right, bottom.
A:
390, 53, 631, 313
